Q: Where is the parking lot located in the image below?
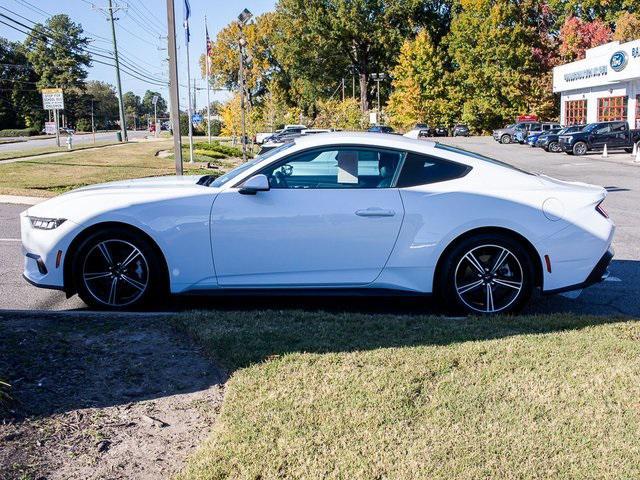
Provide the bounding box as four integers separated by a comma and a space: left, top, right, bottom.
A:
1, 135, 638, 315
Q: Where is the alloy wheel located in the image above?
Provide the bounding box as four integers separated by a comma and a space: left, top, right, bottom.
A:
454, 244, 524, 314
82, 239, 149, 307
549, 142, 560, 152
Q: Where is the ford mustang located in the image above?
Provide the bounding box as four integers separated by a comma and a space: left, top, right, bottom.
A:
20, 132, 614, 314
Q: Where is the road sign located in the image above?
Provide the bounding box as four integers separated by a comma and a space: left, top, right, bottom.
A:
152, 95, 159, 105
44, 122, 56, 134
192, 113, 203, 124
41, 88, 64, 110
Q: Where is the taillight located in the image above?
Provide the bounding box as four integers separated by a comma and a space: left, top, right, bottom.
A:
596, 200, 608, 218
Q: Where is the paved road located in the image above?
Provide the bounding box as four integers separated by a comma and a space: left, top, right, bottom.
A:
0, 130, 149, 153
1, 136, 638, 315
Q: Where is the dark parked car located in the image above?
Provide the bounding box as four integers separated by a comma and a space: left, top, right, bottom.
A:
559, 121, 640, 156
433, 125, 448, 137
452, 124, 470, 137
367, 125, 395, 134
535, 125, 584, 152
526, 127, 563, 147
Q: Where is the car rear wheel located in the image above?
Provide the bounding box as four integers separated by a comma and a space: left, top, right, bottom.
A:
72, 227, 167, 310
500, 134, 511, 144
572, 142, 588, 156
438, 234, 534, 315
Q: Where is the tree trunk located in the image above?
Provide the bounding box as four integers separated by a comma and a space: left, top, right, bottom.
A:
359, 72, 368, 113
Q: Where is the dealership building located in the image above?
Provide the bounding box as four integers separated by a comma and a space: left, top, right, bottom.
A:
553, 39, 640, 128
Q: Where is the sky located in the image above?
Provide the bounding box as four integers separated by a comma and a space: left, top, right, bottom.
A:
1, 0, 276, 112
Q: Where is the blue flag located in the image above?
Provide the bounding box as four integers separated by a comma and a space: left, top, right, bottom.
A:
183, 0, 190, 44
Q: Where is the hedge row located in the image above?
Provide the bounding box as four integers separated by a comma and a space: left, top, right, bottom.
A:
0, 128, 40, 137
193, 141, 244, 158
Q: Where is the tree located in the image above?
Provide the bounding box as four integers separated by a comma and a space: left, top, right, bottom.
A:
141, 90, 167, 117
314, 98, 365, 130
614, 11, 640, 42
558, 16, 612, 61
446, 0, 558, 132
123, 91, 142, 129
83, 81, 118, 129
24, 15, 91, 127
387, 30, 452, 130
275, 0, 435, 112
0, 38, 43, 130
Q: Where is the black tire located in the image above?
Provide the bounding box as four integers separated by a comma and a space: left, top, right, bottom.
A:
548, 141, 561, 153
437, 233, 535, 315
572, 141, 588, 156
72, 227, 167, 310
500, 134, 511, 144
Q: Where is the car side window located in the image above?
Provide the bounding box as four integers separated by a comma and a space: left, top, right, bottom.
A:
596, 124, 610, 134
396, 152, 471, 188
260, 147, 404, 189
611, 122, 626, 132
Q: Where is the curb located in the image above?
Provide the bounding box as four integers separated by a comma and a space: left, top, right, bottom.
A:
0, 309, 177, 318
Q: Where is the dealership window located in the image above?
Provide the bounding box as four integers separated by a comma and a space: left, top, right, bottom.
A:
597, 96, 627, 122
565, 100, 587, 125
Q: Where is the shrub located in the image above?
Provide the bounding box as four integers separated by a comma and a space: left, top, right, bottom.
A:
0, 127, 40, 137
193, 141, 244, 158
192, 148, 226, 159
75, 118, 92, 132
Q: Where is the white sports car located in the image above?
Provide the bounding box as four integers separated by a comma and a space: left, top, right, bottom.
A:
20, 132, 614, 314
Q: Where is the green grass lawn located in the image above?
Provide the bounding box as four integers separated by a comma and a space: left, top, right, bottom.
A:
0, 140, 235, 196
173, 311, 640, 479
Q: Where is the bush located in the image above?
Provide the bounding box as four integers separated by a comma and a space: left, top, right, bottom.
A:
75, 118, 92, 132
193, 141, 244, 158
0, 127, 40, 137
192, 148, 226, 159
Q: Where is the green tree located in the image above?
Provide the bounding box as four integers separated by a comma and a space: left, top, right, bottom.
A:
446, 0, 557, 132
123, 91, 142, 129
387, 30, 453, 130
24, 14, 91, 127
314, 98, 366, 130
83, 80, 119, 129
141, 90, 167, 117
0, 38, 43, 130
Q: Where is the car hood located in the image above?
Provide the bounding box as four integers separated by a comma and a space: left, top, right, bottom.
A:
24, 175, 217, 222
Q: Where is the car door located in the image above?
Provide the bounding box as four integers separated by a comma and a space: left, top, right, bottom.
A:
609, 122, 628, 148
590, 124, 610, 149
210, 146, 405, 287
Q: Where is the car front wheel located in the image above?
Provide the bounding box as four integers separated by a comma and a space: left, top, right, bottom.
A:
439, 234, 534, 315
500, 134, 511, 144
548, 141, 561, 153
72, 227, 166, 310
572, 142, 588, 156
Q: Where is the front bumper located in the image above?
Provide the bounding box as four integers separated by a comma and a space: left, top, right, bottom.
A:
543, 248, 614, 295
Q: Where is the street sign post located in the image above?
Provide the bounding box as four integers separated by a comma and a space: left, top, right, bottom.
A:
44, 122, 56, 135
42, 88, 64, 147
152, 95, 159, 137
192, 113, 203, 125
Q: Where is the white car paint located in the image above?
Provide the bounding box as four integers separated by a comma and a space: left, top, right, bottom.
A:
20, 132, 614, 307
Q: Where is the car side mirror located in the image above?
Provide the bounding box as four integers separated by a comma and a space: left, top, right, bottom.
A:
239, 174, 270, 195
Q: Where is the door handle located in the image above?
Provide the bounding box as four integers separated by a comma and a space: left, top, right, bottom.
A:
355, 207, 395, 217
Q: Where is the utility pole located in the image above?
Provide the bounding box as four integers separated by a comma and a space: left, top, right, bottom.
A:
370, 72, 387, 118
91, 99, 96, 144
184, 10, 194, 164
106, 0, 128, 142
166, 0, 183, 174
238, 8, 252, 163
205, 15, 212, 144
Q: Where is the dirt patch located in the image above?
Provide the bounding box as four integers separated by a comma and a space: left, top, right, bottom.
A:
0, 313, 225, 480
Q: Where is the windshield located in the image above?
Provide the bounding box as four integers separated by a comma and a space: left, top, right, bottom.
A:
435, 143, 532, 175
209, 142, 295, 187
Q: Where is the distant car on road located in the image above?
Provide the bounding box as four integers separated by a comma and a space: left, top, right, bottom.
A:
536, 125, 584, 152
21, 132, 614, 315
367, 125, 395, 134
433, 126, 449, 137
452, 124, 470, 137
559, 121, 640, 155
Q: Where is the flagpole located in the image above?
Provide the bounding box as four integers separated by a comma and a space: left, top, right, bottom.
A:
205, 15, 212, 144
184, 2, 194, 163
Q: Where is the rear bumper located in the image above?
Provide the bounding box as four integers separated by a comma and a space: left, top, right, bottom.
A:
543, 248, 614, 295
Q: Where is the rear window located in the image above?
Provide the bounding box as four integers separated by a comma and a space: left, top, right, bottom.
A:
434, 143, 533, 175
396, 152, 471, 188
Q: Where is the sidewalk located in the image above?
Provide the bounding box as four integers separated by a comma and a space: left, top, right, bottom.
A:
0, 195, 44, 205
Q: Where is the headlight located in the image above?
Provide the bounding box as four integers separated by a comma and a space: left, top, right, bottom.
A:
28, 216, 66, 230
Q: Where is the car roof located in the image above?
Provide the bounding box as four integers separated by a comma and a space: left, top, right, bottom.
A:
291, 131, 436, 150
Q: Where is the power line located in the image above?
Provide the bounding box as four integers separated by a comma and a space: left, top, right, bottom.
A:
128, 0, 165, 31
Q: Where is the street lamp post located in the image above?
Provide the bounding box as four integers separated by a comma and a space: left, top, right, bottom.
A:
237, 8, 252, 162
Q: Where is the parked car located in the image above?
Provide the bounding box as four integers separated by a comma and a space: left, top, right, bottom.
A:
492, 122, 536, 144
526, 127, 563, 147
517, 122, 561, 144
21, 132, 614, 315
433, 125, 449, 137
367, 125, 395, 134
255, 132, 276, 144
403, 128, 431, 139
452, 124, 470, 137
559, 121, 640, 156
535, 125, 584, 152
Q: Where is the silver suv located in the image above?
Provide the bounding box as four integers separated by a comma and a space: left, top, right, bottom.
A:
492, 122, 537, 144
